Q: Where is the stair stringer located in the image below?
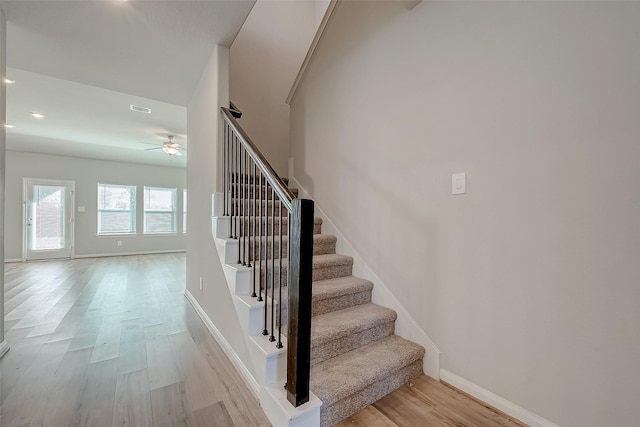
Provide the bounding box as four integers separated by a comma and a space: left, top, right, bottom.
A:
210, 193, 322, 427
288, 175, 442, 379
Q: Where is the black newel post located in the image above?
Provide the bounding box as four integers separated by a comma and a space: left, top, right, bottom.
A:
286, 198, 314, 407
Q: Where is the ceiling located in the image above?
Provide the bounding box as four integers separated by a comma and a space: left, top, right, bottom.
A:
1, 0, 255, 168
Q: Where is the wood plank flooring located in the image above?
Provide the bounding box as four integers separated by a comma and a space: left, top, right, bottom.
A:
2, 254, 524, 427
1, 253, 270, 427
334, 375, 525, 427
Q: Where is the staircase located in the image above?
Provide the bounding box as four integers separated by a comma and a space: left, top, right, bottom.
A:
216, 178, 425, 427
212, 107, 426, 426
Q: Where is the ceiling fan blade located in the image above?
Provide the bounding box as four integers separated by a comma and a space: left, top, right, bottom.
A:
144, 147, 162, 151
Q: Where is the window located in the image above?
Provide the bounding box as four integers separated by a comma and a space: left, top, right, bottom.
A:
144, 186, 177, 234
97, 183, 136, 235
183, 189, 187, 234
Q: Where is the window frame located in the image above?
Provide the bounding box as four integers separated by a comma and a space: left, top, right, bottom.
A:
97, 183, 137, 236
143, 186, 178, 235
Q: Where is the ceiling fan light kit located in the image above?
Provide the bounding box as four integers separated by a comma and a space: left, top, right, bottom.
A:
162, 145, 181, 156
144, 135, 183, 156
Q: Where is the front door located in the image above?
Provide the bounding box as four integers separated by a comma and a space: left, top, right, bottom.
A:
24, 179, 75, 260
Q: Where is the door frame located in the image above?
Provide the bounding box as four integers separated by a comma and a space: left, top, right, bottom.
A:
22, 178, 76, 261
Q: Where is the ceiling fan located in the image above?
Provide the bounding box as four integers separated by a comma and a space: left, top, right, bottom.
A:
144, 135, 184, 156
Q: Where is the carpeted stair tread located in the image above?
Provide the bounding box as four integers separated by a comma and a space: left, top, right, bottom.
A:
246, 216, 323, 225
230, 198, 290, 215
259, 253, 354, 287
312, 276, 373, 302
230, 174, 289, 185
311, 303, 396, 347
247, 234, 335, 242
310, 253, 353, 268
310, 334, 425, 408
244, 234, 336, 261
260, 253, 352, 271
231, 186, 299, 199
311, 276, 374, 316
241, 216, 323, 235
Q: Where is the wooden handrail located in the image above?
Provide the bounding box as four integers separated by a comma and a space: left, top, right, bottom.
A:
222, 107, 294, 210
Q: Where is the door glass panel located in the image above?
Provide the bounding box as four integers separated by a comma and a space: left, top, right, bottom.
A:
25, 179, 74, 261
32, 185, 66, 250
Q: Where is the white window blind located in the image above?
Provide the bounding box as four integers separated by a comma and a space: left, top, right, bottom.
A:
144, 186, 177, 234
97, 183, 136, 235
183, 189, 187, 234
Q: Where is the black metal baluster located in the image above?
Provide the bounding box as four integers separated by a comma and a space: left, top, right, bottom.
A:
229, 124, 233, 218
237, 140, 241, 248
229, 124, 232, 218
241, 150, 245, 265
262, 176, 269, 336
223, 122, 227, 216
244, 151, 250, 265
258, 172, 263, 302
240, 150, 244, 262
225, 122, 230, 217
251, 163, 257, 297
270, 186, 276, 342
231, 133, 237, 239
241, 146, 247, 264
277, 197, 284, 348
247, 157, 253, 269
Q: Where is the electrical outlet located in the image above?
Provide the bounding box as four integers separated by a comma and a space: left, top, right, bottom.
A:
199, 277, 203, 291
117, 240, 122, 247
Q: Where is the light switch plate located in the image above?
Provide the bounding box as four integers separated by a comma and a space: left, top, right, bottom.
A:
78, 206, 86, 212
452, 173, 466, 195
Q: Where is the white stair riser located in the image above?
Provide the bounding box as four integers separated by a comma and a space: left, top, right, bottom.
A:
234, 295, 267, 336
250, 333, 288, 386
224, 263, 252, 295
212, 215, 230, 239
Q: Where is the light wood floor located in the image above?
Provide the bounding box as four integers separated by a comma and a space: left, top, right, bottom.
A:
1, 254, 524, 427
334, 375, 525, 427
1, 253, 270, 427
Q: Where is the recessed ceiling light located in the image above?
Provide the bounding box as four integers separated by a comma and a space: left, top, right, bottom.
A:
31, 112, 46, 119
3, 124, 14, 128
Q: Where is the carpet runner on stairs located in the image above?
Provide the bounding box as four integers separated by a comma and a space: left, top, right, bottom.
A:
232, 182, 425, 427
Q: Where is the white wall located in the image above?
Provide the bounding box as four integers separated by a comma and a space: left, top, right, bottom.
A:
4, 151, 186, 260
290, 2, 640, 426
230, 0, 316, 176
0, 8, 7, 350
186, 45, 255, 377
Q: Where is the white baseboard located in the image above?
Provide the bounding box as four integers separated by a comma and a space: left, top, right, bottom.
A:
0, 340, 10, 359
75, 249, 186, 259
184, 289, 260, 397
289, 176, 441, 379
440, 369, 560, 427
6, 251, 185, 263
